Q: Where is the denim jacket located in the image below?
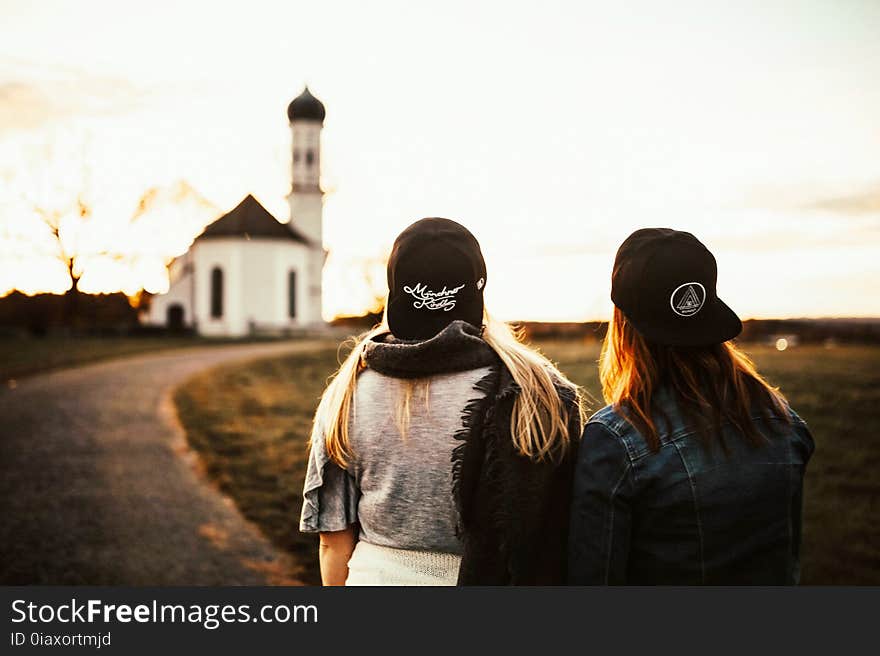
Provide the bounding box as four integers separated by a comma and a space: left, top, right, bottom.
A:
568, 391, 814, 585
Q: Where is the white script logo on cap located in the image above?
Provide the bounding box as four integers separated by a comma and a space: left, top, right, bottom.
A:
404, 282, 465, 312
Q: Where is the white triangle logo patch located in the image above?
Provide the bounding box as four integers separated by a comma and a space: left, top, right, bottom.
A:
670, 282, 706, 317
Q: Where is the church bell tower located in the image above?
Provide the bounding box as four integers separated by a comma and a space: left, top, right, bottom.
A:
286, 85, 326, 324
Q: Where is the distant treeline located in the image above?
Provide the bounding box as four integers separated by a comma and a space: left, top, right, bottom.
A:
739, 318, 880, 344
0, 292, 149, 337
518, 319, 880, 344
3, 292, 878, 343
333, 315, 880, 344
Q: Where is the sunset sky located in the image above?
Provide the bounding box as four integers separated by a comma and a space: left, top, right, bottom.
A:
1, 0, 879, 321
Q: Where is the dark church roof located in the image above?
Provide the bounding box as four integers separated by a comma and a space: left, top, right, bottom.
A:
197, 194, 310, 244
287, 86, 325, 123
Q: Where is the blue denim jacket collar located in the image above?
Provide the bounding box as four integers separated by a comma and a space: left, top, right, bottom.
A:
589, 387, 807, 462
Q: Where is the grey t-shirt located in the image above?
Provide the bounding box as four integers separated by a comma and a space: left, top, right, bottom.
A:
299, 365, 492, 555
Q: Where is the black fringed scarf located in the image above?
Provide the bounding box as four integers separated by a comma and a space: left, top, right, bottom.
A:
362, 320, 497, 377
363, 320, 579, 585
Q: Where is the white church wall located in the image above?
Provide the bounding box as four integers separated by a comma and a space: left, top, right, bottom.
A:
146, 238, 318, 336
193, 240, 245, 337
289, 193, 323, 247
147, 252, 194, 328
291, 121, 321, 191
240, 241, 278, 327
305, 249, 325, 325
147, 280, 192, 327
240, 240, 309, 330
274, 243, 311, 326
288, 116, 325, 325
167, 252, 190, 286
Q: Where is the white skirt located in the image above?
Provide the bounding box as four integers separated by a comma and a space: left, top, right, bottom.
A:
345, 541, 462, 586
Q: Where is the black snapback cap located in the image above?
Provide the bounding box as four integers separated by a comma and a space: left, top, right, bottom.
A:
386, 218, 487, 340
611, 228, 742, 347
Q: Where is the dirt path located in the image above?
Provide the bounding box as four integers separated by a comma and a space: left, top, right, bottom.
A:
0, 341, 323, 585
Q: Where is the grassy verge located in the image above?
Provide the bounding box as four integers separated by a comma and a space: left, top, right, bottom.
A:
174, 340, 880, 585
174, 346, 343, 585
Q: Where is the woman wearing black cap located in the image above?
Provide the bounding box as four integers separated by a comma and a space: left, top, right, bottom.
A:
300, 218, 584, 585
568, 228, 815, 585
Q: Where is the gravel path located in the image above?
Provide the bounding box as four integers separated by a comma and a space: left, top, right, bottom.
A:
0, 341, 322, 585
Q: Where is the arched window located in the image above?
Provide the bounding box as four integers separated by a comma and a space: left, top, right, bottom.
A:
210, 266, 223, 318
288, 270, 297, 318
305, 150, 314, 166
293, 150, 300, 163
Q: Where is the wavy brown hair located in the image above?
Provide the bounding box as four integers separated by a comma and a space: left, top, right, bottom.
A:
599, 307, 790, 452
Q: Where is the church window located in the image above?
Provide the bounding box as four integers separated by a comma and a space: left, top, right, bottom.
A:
293, 150, 300, 163
210, 266, 224, 318
306, 150, 314, 166
288, 270, 297, 318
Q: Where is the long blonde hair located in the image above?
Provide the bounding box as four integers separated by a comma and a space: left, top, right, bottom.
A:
314, 311, 585, 467
600, 307, 790, 451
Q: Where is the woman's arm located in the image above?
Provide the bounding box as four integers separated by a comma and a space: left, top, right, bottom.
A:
568, 423, 634, 585
319, 526, 357, 586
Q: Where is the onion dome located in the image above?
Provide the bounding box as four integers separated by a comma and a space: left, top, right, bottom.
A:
287, 86, 325, 123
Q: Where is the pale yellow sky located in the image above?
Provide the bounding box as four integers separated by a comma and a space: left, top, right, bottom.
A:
1, 0, 879, 320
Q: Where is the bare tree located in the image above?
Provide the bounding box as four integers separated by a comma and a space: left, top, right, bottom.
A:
17, 133, 213, 326
31, 192, 92, 321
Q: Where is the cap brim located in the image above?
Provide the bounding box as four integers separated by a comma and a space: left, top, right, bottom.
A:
629, 297, 742, 347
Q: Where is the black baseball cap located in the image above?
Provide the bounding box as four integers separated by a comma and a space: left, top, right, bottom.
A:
611, 228, 742, 347
386, 218, 487, 340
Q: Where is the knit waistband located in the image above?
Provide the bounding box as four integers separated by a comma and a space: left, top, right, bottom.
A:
346, 541, 462, 586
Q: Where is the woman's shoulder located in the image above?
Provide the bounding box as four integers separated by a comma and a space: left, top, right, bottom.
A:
586, 395, 816, 461
586, 404, 633, 438
574, 406, 638, 464
775, 403, 815, 456
583, 403, 669, 461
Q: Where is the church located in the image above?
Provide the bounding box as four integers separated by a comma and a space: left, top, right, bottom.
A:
147, 87, 327, 337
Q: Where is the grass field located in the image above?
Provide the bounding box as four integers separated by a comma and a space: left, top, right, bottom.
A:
174, 340, 880, 585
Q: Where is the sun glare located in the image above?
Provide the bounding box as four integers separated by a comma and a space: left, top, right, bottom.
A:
1, 2, 879, 321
